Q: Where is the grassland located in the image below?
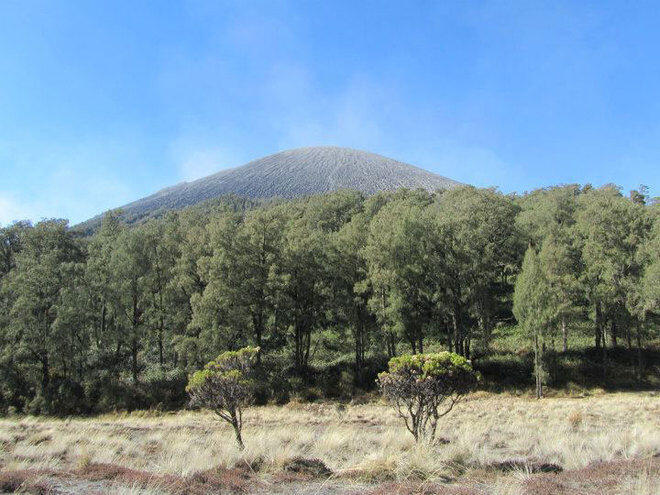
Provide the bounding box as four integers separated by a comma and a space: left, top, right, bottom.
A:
0, 392, 657, 494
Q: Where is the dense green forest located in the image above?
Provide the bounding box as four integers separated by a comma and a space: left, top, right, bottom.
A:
0, 185, 658, 415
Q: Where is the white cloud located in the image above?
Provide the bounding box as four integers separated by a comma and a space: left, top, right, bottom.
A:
169, 135, 242, 182
178, 148, 235, 181
0, 193, 36, 226
260, 66, 391, 151
0, 137, 142, 225
409, 142, 516, 191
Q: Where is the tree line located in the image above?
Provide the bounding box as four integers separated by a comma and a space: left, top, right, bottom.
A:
0, 184, 657, 414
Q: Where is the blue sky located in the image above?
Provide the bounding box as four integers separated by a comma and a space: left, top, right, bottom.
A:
1, 1, 659, 225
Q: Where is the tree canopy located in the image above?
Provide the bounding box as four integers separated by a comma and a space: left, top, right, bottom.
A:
0, 185, 656, 414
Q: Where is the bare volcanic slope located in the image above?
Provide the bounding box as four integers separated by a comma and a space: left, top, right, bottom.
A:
80, 146, 461, 228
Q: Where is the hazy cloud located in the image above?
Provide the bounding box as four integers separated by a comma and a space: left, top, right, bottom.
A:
407, 142, 517, 191
0, 193, 37, 226
0, 138, 141, 225
177, 148, 239, 181
260, 66, 391, 151
169, 133, 243, 182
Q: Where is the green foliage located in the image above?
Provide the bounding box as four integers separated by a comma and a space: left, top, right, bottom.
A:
636, 210, 660, 317
186, 346, 259, 449
186, 346, 259, 392
385, 351, 473, 376
0, 186, 657, 415
378, 352, 478, 441
513, 248, 553, 332
575, 186, 653, 348
513, 248, 554, 397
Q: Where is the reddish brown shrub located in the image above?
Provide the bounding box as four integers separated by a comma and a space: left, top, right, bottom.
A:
523, 457, 659, 495
186, 466, 253, 494
481, 458, 562, 473
0, 470, 30, 492
282, 457, 332, 478
0, 469, 58, 494
19, 479, 54, 495
75, 463, 143, 481
368, 482, 481, 495
74, 462, 255, 494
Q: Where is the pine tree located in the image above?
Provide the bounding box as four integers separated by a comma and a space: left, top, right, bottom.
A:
513, 248, 553, 398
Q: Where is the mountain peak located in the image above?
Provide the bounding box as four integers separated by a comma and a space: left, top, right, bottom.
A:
80, 146, 461, 228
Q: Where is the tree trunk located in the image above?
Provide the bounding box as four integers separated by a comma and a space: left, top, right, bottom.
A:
303, 328, 311, 369
562, 317, 568, 353
635, 324, 643, 381
387, 332, 396, 358
534, 332, 543, 399
41, 355, 50, 398
252, 313, 264, 365
100, 304, 107, 345
354, 318, 365, 386
158, 324, 164, 369
131, 338, 139, 384
294, 324, 302, 371
610, 319, 617, 347
231, 412, 244, 450
479, 313, 493, 350
158, 290, 165, 368
595, 303, 603, 349
452, 310, 464, 356
293, 322, 312, 372
234, 426, 244, 450
132, 290, 140, 384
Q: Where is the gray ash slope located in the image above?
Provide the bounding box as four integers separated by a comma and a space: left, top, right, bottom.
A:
79, 146, 461, 228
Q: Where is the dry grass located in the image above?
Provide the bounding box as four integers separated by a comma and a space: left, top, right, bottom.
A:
0, 392, 657, 493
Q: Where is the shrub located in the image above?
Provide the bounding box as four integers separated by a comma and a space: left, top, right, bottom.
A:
281, 457, 332, 478
269, 372, 292, 405
140, 367, 188, 410
49, 377, 87, 415
378, 352, 478, 442
186, 346, 259, 449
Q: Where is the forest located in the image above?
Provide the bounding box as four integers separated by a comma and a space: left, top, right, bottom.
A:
0, 184, 657, 415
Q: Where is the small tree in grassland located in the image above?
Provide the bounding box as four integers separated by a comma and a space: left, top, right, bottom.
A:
186, 346, 259, 450
378, 352, 478, 442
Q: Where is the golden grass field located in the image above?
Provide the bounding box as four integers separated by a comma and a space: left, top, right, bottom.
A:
0, 392, 658, 494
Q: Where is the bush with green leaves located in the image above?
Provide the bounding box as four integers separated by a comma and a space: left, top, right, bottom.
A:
186, 347, 259, 449
378, 352, 478, 442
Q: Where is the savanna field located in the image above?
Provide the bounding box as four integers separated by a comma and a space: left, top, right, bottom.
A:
0, 392, 658, 494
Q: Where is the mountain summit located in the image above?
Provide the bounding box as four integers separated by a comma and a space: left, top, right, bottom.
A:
81, 146, 461, 227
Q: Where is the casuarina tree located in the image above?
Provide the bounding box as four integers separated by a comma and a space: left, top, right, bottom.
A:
513, 248, 554, 398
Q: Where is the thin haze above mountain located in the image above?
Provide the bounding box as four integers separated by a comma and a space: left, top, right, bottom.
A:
80, 146, 461, 228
